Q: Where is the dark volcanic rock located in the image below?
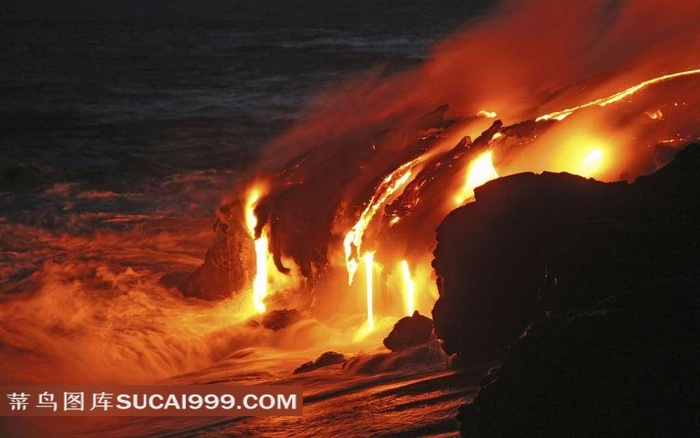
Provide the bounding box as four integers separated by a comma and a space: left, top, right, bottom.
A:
261, 309, 302, 331
293, 351, 346, 375
432, 144, 700, 360
183, 207, 255, 301
458, 279, 700, 438
383, 310, 434, 352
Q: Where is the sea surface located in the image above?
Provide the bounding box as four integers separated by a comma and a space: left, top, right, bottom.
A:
2, 0, 491, 224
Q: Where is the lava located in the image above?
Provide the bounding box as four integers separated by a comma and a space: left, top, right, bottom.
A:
3, 3, 700, 436
579, 149, 605, 178
646, 109, 664, 120
194, 0, 700, 337
454, 150, 499, 206
477, 110, 498, 118
252, 237, 269, 313
536, 68, 700, 122
343, 157, 421, 285
246, 187, 269, 314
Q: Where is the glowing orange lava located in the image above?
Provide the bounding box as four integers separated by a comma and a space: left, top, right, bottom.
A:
252, 237, 269, 314
579, 149, 605, 177
477, 110, 498, 118
540, 134, 612, 179
343, 157, 421, 285
245, 187, 268, 314
646, 109, 664, 120
454, 150, 499, 206
536, 68, 700, 122
245, 190, 260, 234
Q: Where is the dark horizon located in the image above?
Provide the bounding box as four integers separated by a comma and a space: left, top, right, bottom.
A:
3, 0, 496, 22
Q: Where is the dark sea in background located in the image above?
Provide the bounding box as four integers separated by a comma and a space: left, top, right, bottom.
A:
1, 0, 492, 225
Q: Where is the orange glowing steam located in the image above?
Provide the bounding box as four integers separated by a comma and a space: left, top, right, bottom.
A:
400, 260, 415, 316
454, 151, 499, 206
364, 252, 375, 331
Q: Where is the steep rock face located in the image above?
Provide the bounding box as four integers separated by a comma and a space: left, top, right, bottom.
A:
432, 144, 700, 359
458, 279, 700, 438
183, 216, 255, 301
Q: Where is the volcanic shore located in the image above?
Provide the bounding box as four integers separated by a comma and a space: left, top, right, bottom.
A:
432, 144, 700, 437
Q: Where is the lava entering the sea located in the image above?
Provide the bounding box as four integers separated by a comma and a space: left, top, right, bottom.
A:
188, 0, 700, 336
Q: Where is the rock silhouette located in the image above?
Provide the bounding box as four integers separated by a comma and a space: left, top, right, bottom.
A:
294, 351, 347, 375
383, 310, 434, 352
429, 144, 700, 436
433, 144, 700, 359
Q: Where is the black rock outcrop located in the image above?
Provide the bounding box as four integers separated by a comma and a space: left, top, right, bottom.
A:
430, 144, 700, 436
183, 207, 255, 301
383, 310, 434, 352
459, 278, 700, 437
293, 351, 346, 375
432, 144, 700, 360
261, 309, 302, 331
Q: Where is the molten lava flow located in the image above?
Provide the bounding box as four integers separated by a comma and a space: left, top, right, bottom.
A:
454, 151, 499, 206
536, 68, 700, 122
252, 237, 269, 313
344, 157, 421, 285
539, 134, 612, 179
579, 149, 605, 178
245, 190, 260, 234
477, 110, 498, 118
646, 110, 664, 120
211, 0, 700, 343
400, 260, 415, 316
245, 188, 269, 314
364, 252, 375, 330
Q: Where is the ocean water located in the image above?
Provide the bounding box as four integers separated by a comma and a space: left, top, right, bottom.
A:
1, 1, 491, 222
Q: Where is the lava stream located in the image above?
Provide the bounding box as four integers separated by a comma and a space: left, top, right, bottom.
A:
536, 68, 700, 122
343, 157, 422, 285
246, 187, 269, 314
